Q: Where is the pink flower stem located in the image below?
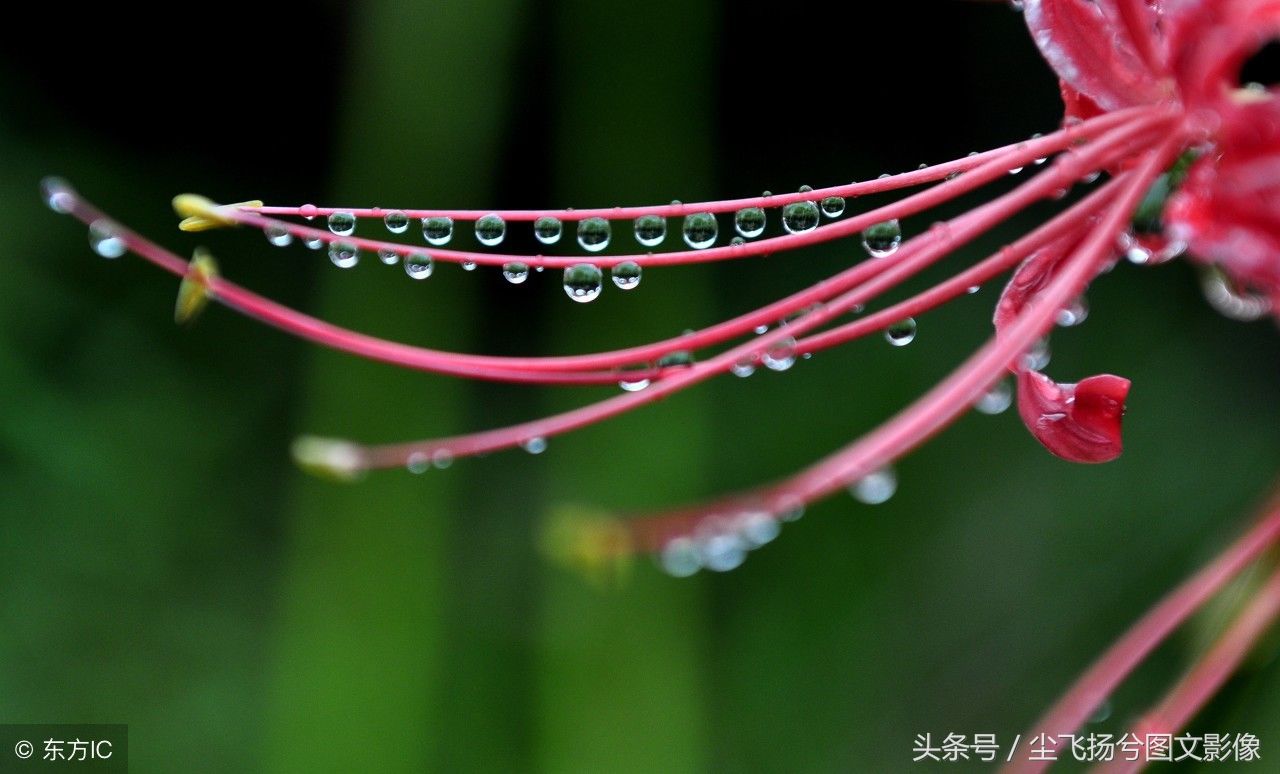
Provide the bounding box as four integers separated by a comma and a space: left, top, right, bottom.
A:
249, 111, 1144, 223
352, 113, 1175, 470
1001, 487, 1280, 774
229, 108, 1155, 269
624, 125, 1186, 551
1093, 567, 1280, 774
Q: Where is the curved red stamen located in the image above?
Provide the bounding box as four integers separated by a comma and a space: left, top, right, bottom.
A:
250, 140, 1041, 223
228, 109, 1148, 270
342, 113, 1174, 470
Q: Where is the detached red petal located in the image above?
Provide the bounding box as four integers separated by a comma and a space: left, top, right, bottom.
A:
1017, 371, 1131, 463
1025, 0, 1165, 112
996, 242, 1132, 464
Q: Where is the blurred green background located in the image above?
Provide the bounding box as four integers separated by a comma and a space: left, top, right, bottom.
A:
4, 1, 1280, 771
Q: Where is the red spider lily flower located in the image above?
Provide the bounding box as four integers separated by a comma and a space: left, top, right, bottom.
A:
40, 0, 1280, 752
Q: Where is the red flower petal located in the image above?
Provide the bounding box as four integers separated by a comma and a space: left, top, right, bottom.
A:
1025, 0, 1165, 112
1060, 80, 1107, 125
1165, 0, 1280, 109
1017, 370, 1131, 463
1166, 100, 1280, 298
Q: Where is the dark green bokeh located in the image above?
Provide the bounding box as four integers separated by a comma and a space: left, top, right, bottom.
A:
3, 3, 1280, 772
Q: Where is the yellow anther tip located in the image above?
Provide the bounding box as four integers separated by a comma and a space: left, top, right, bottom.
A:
540, 507, 634, 589
1231, 84, 1274, 105
175, 247, 220, 324
291, 436, 367, 483
173, 194, 262, 232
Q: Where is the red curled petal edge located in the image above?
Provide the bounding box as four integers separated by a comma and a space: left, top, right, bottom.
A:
1017, 370, 1131, 463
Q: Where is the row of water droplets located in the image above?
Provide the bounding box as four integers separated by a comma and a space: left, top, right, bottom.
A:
656, 464, 899, 576
290, 186, 904, 304
653, 368, 1021, 578
51, 182, 1032, 408
41, 178, 130, 260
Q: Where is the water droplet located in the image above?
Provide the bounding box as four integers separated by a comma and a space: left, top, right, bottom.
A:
821, 196, 846, 218
520, 436, 547, 455
660, 538, 702, 577
738, 511, 780, 548
563, 263, 603, 302
503, 261, 530, 284
461, 259, 477, 271
378, 248, 400, 265
299, 204, 318, 220
431, 449, 454, 469
1008, 165, 1025, 176
682, 212, 718, 249
1056, 296, 1089, 327
735, 207, 767, 238
731, 357, 757, 378
633, 215, 666, 247
1022, 338, 1051, 370
40, 177, 74, 213
657, 351, 695, 368
422, 216, 454, 246
1031, 133, 1048, 165
534, 216, 563, 245
1126, 243, 1153, 265
577, 217, 611, 252
611, 260, 642, 290
327, 211, 356, 236
975, 380, 1013, 415
329, 241, 359, 269
798, 184, 814, 193
762, 337, 797, 372
384, 210, 409, 233
851, 467, 897, 504
862, 219, 902, 257
778, 497, 805, 522
619, 376, 651, 392
754, 325, 769, 335
884, 318, 917, 347
303, 235, 325, 250
407, 452, 430, 474
782, 201, 820, 234
88, 220, 126, 259
265, 225, 293, 247
1201, 266, 1273, 321
404, 252, 434, 279
474, 213, 506, 246
699, 529, 746, 572
1088, 699, 1113, 724
967, 285, 980, 295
